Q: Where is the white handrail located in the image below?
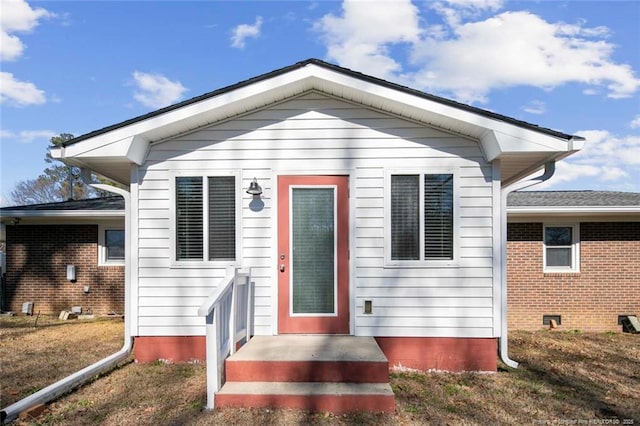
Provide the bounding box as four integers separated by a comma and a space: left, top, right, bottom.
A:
198, 267, 253, 410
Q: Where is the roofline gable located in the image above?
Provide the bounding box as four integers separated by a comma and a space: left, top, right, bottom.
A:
50, 59, 584, 184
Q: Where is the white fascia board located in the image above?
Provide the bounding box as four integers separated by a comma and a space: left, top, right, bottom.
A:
53, 135, 150, 166
305, 66, 580, 158
51, 63, 580, 164
0, 210, 124, 218
507, 206, 640, 216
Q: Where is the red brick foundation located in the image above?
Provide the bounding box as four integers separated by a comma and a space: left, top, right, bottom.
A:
134, 336, 206, 362
375, 337, 497, 372
133, 335, 497, 371
507, 222, 640, 331
4, 225, 124, 315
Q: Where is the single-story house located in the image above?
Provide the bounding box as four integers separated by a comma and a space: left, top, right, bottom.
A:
3, 190, 637, 333
45, 58, 587, 375
0, 197, 125, 316
507, 190, 640, 331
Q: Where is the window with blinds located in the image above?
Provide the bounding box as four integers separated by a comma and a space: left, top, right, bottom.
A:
390, 173, 454, 262
175, 175, 237, 262
176, 177, 204, 260
208, 176, 236, 261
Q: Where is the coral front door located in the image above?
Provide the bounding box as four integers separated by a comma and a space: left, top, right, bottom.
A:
277, 175, 349, 334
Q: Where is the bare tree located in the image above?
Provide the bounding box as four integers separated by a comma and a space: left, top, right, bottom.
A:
9, 133, 121, 206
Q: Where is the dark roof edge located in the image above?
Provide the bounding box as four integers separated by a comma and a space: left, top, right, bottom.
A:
63, 58, 580, 147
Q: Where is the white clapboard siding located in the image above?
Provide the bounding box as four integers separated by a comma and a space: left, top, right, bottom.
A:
134, 92, 495, 338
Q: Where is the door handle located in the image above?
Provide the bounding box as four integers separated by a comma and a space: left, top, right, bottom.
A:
280, 264, 285, 272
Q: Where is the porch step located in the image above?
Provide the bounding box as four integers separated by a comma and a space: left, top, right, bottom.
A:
216, 382, 395, 413
218, 335, 395, 413
225, 335, 389, 383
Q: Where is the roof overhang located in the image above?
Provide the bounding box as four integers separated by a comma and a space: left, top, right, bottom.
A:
51, 61, 583, 184
507, 206, 640, 220
0, 209, 124, 219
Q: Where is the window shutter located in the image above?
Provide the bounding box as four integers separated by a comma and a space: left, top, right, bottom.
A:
391, 175, 419, 260
424, 174, 453, 259
208, 176, 236, 261
176, 177, 203, 260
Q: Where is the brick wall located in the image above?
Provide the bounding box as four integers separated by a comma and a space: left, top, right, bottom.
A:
4, 225, 124, 315
507, 222, 640, 331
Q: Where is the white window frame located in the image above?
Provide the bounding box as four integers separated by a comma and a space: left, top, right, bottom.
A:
170, 170, 242, 267
98, 225, 125, 266
543, 223, 580, 273
384, 169, 459, 267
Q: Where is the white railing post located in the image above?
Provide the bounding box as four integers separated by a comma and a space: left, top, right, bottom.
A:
205, 308, 218, 410
229, 267, 238, 356
246, 269, 253, 344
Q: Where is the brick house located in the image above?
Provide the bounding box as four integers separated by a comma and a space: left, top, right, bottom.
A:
507, 191, 640, 331
0, 197, 125, 316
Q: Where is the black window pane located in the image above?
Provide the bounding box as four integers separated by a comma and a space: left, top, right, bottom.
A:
105, 230, 124, 261
176, 177, 203, 260
208, 176, 236, 261
545, 227, 572, 246
391, 175, 419, 260
424, 174, 453, 259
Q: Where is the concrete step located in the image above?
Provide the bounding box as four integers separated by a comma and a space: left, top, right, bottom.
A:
216, 382, 395, 413
225, 335, 389, 383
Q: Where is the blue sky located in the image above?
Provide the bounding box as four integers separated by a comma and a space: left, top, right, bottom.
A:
1, 0, 639, 205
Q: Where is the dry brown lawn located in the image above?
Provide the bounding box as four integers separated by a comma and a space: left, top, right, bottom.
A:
1, 316, 638, 425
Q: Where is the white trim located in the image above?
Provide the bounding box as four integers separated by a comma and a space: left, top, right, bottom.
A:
384, 168, 459, 267
543, 223, 580, 273
508, 206, 640, 215
98, 225, 125, 266
0, 210, 123, 218
288, 185, 339, 318
491, 160, 502, 338
169, 170, 242, 268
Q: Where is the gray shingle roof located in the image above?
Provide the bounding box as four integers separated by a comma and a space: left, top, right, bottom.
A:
62, 58, 579, 148
0, 197, 124, 212
508, 191, 640, 207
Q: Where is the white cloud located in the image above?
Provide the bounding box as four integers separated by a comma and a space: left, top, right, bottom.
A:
0, 129, 56, 143
0, 71, 46, 106
315, 0, 421, 80
631, 115, 640, 129
540, 129, 640, 188
132, 71, 187, 109
521, 100, 546, 115
230, 16, 263, 49
0, 0, 54, 61
315, 1, 640, 104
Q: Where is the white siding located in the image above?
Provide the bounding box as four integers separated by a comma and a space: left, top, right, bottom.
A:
134, 92, 494, 338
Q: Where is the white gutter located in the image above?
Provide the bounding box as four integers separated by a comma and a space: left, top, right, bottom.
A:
0, 171, 133, 424
498, 161, 556, 369
507, 206, 640, 215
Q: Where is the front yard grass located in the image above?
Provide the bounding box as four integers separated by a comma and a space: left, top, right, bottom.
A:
1, 316, 638, 425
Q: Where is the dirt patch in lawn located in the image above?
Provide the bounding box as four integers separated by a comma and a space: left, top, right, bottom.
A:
0, 315, 125, 408
1, 319, 638, 425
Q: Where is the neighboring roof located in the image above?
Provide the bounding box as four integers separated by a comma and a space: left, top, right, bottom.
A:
62, 58, 577, 148
508, 191, 640, 216
508, 191, 640, 207
0, 197, 124, 218
51, 58, 584, 186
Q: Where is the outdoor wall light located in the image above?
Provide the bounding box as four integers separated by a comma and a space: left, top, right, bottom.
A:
246, 177, 263, 196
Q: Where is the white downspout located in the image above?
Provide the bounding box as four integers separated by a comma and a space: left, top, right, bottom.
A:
499, 161, 556, 369
1, 169, 133, 424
